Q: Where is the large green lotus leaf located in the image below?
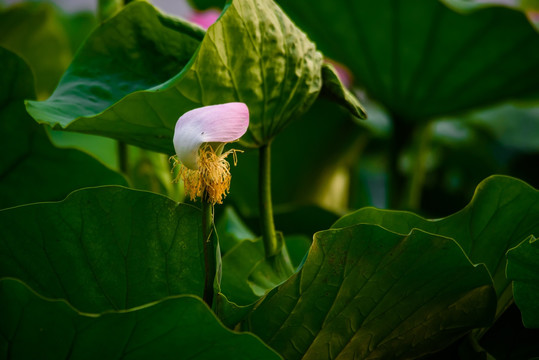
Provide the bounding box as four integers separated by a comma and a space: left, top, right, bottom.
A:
270, 0, 539, 122
26, 0, 325, 151
333, 175, 539, 318
506, 235, 539, 328
26, 1, 202, 153
0, 279, 281, 359
247, 225, 496, 360
0, 2, 71, 98
0, 47, 126, 209
0, 186, 204, 313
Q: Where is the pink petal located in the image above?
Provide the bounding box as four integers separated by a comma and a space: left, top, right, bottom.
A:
173, 102, 249, 169
189, 9, 221, 30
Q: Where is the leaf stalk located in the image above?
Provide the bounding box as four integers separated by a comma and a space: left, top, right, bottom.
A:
201, 197, 215, 307
258, 142, 278, 258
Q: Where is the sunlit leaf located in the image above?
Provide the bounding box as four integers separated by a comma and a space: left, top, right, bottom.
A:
26, 0, 328, 151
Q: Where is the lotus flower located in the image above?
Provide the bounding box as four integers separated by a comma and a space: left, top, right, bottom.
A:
189, 9, 221, 29
172, 102, 249, 204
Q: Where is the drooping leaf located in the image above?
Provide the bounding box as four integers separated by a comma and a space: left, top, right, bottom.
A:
273, 0, 539, 122
0, 46, 126, 209
333, 175, 539, 317
26, 1, 203, 153
0, 279, 281, 359
0, 186, 204, 313
247, 225, 496, 360
320, 62, 366, 120
506, 235, 539, 328
26, 0, 327, 151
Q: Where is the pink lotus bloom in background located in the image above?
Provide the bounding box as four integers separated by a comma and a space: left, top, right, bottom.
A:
324, 58, 353, 89
172, 102, 249, 204
189, 9, 221, 29
527, 10, 539, 31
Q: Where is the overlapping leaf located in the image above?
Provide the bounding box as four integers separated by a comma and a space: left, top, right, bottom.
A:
271, 0, 539, 121
0, 46, 126, 209
0, 279, 281, 359
25, 0, 332, 151
0, 186, 204, 313
507, 235, 539, 328
333, 175, 539, 317
247, 225, 496, 360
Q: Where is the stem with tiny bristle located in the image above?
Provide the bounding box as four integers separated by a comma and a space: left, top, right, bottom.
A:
201, 196, 215, 307
259, 141, 278, 258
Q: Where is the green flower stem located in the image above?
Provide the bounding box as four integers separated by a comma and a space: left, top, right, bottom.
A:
201, 197, 215, 307
259, 142, 278, 258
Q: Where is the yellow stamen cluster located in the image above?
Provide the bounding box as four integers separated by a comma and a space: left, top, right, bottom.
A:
171, 144, 241, 205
